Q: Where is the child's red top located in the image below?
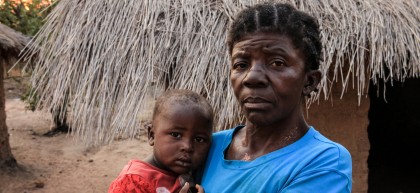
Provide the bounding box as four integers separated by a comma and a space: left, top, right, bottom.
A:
109, 159, 181, 193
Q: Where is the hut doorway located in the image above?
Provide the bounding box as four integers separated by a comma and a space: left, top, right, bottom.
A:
367, 78, 420, 193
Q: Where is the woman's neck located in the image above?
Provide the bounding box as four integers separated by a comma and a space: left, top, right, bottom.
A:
245, 119, 308, 150
227, 116, 309, 161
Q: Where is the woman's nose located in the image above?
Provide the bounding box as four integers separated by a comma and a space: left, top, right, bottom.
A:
243, 64, 268, 88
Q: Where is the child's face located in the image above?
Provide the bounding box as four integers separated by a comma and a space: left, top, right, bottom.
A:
148, 103, 212, 174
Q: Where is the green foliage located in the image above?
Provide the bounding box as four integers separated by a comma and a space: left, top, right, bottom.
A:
0, 0, 55, 36
1, 0, 56, 110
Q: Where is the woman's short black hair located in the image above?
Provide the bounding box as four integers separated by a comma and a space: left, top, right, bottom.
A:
227, 2, 322, 70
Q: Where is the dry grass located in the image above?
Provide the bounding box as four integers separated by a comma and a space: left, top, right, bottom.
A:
0, 23, 30, 65
21, 0, 420, 145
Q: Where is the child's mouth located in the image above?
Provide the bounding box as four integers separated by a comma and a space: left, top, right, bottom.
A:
175, 159, 192, 168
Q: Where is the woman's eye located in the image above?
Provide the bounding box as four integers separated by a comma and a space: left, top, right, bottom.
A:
271, 60, 285, 67
170, 132, 181, 138
194, 137, 205, 143
233, 62, 248, 69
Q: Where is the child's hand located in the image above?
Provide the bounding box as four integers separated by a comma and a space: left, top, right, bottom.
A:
179, 182, 205, 193
195, 184, 204, 193
179, 182, 190, 193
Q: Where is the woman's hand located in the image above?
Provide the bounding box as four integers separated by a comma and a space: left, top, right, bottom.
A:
179, 182, 205, 193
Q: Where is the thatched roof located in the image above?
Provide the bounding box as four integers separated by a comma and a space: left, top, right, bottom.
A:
22, 0, 420, 145
0, 23, 29, 63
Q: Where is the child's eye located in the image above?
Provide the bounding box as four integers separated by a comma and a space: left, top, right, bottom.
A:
169, 132, 181, 138
194, 137, 206, 143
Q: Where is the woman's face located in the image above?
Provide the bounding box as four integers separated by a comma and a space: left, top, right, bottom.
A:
230, 32, 311, 126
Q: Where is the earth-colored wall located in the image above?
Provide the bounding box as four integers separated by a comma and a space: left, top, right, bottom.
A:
306, 86, 370, 193
2, 60, 25, 78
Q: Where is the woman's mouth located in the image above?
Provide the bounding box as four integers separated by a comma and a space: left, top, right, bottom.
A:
243, 97, 271, 109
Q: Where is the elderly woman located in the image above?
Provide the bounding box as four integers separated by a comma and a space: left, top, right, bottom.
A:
200, 2, 352, 193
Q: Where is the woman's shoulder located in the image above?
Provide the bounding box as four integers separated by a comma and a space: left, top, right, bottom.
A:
310, 128, 351, 156
306, 128, 352, 168
212, 128, 233, 137
212, 125, 244, 141
285, 127, 352, 188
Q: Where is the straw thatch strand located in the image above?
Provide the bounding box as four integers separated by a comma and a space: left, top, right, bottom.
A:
22, 0, 420, 145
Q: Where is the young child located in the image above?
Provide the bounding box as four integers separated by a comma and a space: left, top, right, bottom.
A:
108, 89, 213, 193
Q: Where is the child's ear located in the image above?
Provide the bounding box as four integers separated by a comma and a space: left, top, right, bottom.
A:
303, 69, 322, 96
146, 123, 154, 146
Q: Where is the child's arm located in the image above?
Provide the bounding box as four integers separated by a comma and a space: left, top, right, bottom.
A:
179, 182, 205, 193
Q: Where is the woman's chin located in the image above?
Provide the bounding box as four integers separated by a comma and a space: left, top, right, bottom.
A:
245, 112, 273, 126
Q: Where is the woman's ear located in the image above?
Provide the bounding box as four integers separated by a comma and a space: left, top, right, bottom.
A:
146, 123, 155, 146
303, 70, 322, 96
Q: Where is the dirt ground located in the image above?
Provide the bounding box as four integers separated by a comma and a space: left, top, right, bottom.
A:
0, 77, 153, 193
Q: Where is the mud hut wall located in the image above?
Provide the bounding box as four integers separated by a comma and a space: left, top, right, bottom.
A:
2, 59, 24, 78
306, 83, 370, 193
3, 60, 24, 77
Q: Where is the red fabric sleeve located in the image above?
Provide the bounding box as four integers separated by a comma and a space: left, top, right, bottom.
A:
108, 174, 155, 193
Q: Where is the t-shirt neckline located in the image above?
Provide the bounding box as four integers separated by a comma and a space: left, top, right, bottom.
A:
221, 126, 316, 169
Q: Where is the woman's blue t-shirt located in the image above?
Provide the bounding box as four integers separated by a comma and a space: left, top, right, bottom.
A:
201, 126, 352, 193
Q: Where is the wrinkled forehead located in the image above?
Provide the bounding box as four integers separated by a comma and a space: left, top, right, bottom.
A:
230, 32, 296, 54
231, 32, 302, 60
234, 37, 282, 50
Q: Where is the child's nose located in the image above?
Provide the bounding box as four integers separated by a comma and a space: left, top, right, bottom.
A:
180, 139, 194, 153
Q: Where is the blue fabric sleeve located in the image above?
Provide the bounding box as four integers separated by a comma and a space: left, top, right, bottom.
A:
280, 170, 351, 193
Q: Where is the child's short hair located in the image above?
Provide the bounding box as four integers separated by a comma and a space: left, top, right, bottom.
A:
152, 89, 213, 126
